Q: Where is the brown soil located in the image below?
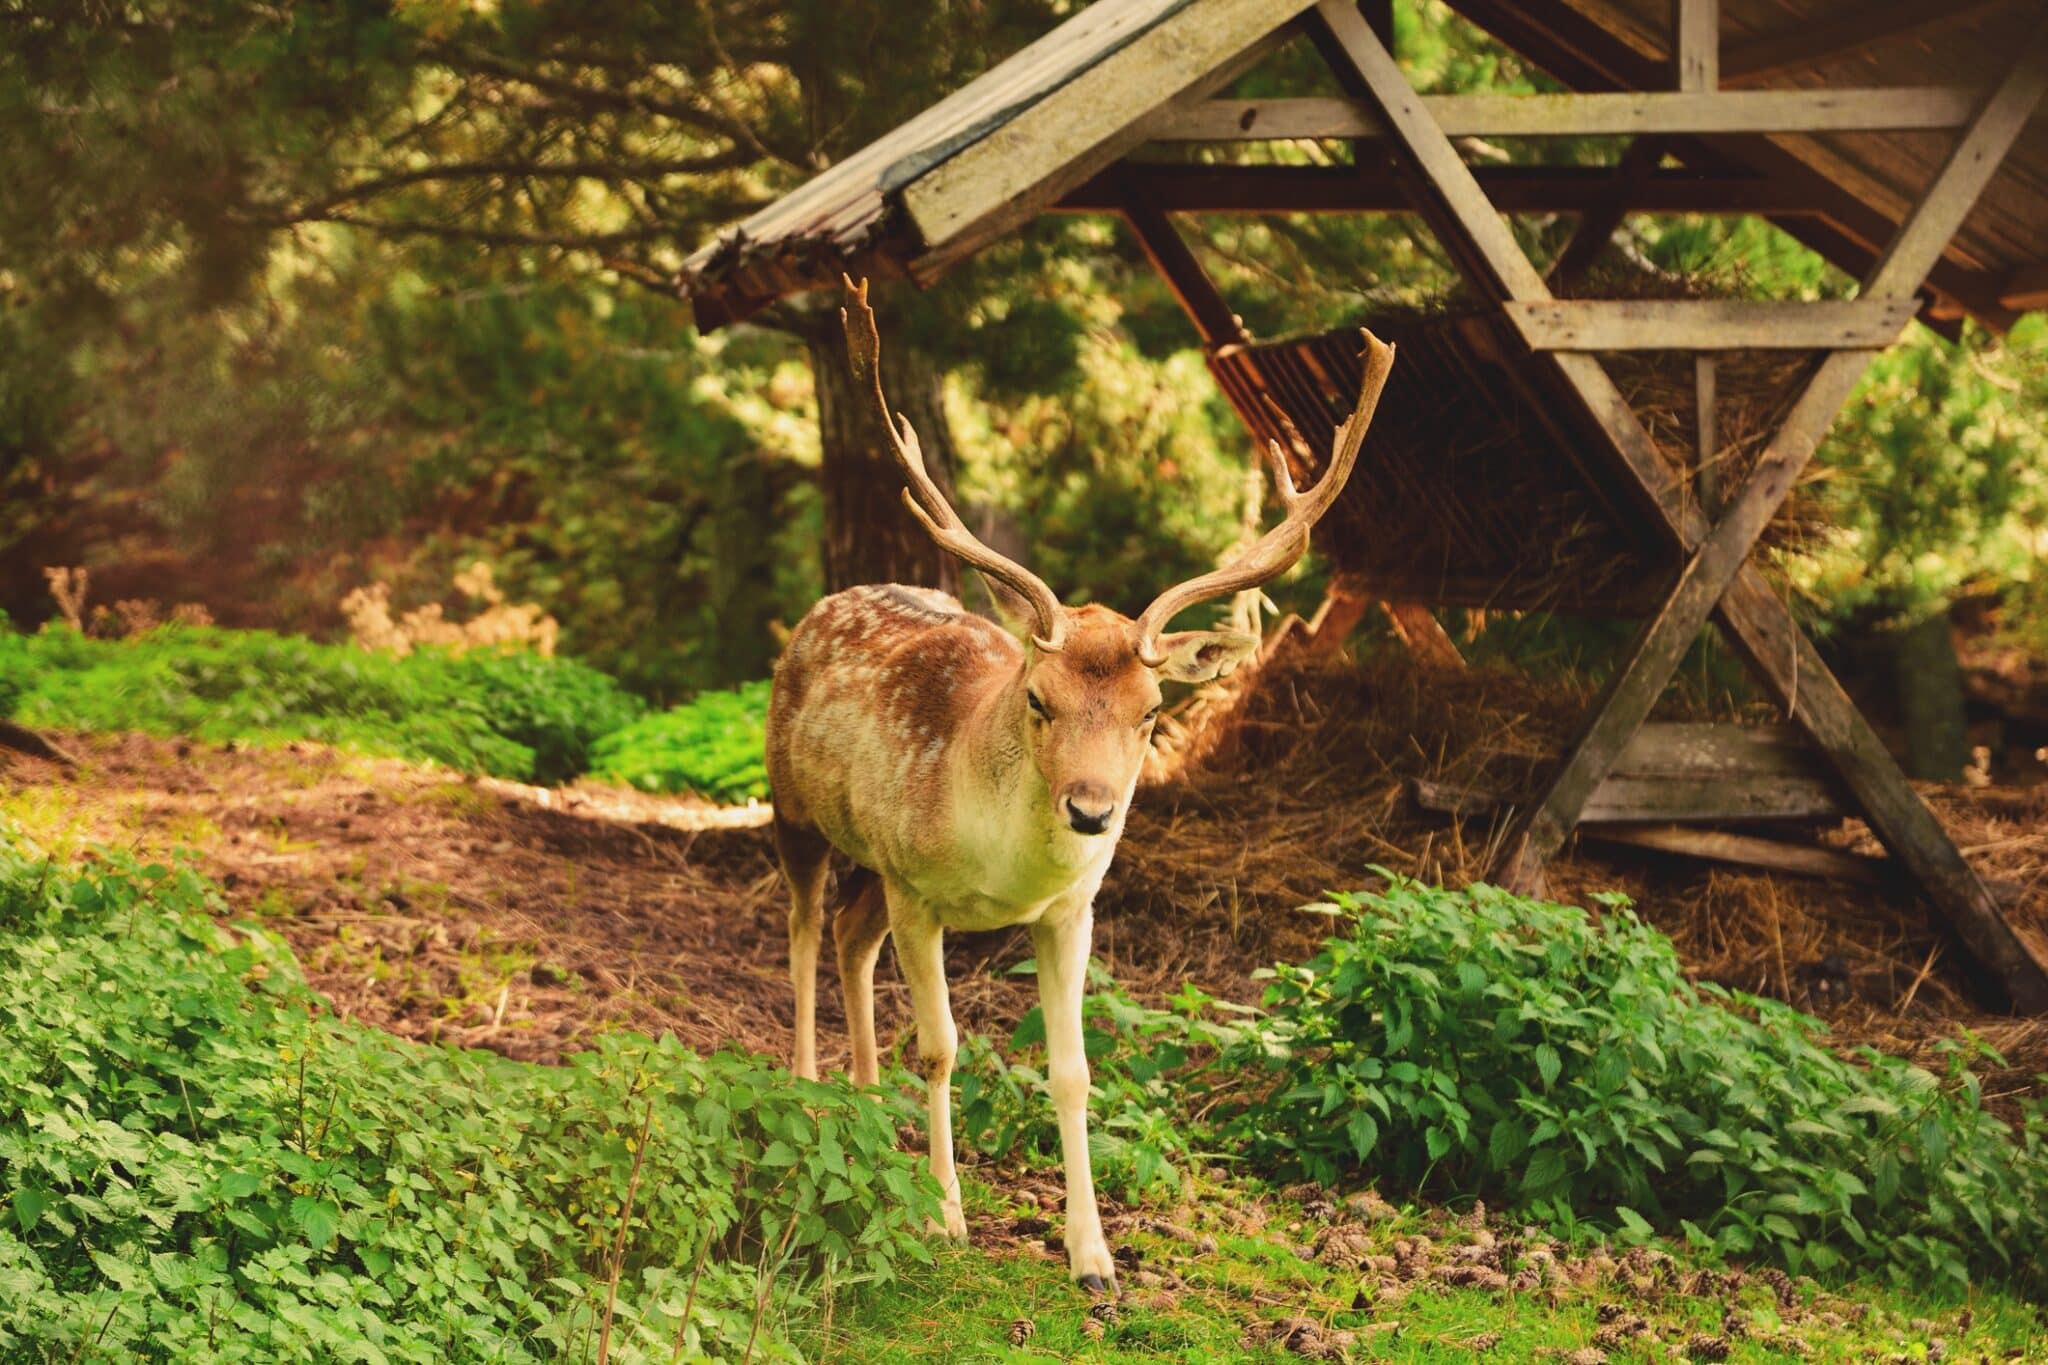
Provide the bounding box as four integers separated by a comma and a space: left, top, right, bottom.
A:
5, 652, 2045, 1103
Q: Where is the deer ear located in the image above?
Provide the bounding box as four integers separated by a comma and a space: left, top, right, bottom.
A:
1149, 630, 1259, 684
976, 570, 1040, 641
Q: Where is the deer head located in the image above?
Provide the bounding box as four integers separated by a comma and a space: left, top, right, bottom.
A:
841, 276, 1393, 837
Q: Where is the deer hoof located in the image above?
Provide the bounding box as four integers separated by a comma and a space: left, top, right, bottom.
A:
1076, 1273, 1109, 1295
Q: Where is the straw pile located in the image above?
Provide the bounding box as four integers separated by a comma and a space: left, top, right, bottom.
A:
1098, 652, 2048, 1113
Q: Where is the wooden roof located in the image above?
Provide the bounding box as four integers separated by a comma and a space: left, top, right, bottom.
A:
681, 0, 2048, 331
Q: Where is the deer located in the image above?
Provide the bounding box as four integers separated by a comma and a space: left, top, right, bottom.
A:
765, 277, 1393, 1292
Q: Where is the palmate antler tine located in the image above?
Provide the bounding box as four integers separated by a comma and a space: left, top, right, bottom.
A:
841, 276, 1068, 652
1133, 329, 1394, 666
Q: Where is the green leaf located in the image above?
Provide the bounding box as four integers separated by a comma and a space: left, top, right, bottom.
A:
292, 1195, 340, 1250
1534, 1044, 1562, 1089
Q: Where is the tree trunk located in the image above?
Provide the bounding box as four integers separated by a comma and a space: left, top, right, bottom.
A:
806, 313, 962, 595
1895, 606, 1968, 781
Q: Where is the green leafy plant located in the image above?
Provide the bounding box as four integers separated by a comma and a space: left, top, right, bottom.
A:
0, 840, 941, 1361
955, 968, 1253, 1202
587, 680, 771, 803
0, 624, 642, 784
1230, 874, 2048, 1291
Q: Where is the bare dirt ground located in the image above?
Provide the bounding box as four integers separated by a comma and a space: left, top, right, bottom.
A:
5, 654, 2044, 1105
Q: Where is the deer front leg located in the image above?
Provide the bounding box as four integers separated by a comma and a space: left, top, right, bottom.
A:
1031, 904, 1116, 1293
890, 893, 967, 1242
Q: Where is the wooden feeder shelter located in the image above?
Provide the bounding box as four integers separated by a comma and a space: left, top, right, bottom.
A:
681, 0, 2048, 1010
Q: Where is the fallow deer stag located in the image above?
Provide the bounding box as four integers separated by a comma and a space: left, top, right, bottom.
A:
766, 277, 1393, 1291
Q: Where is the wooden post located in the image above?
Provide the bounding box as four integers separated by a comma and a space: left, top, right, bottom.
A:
1694, 354, 1719, 515
1310, 0, 2048, 1009
1673, 0, 1718, 92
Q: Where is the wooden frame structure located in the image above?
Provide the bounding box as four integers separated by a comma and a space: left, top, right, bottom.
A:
682, 0, 2048, 1009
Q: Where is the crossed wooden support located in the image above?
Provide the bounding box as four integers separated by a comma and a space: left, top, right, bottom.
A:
1309, 0, 2048, 1009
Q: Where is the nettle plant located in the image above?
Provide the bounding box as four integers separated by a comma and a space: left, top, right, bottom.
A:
955, 966, 1255, 1201
586, 679, 771, 803
1233, 874, 2048, 1290
0, 842, 938, 1362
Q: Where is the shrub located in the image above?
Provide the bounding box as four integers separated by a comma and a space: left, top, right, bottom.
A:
1231, 875, 2048, 1290
0, 841, 939, 1361
0, 625, 641, 784
587, 680, 770, 803
956, 969, 1252, 1202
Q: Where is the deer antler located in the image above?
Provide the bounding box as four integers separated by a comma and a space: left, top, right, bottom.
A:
842, 276, 1068, 652
1132, 330, 1395, 667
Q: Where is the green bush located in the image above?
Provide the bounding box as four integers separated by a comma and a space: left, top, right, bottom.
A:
1231, 875, 2048, 1290
0, 840, 939, 1361
0, 625, 642, 784
587, 680, 770, 803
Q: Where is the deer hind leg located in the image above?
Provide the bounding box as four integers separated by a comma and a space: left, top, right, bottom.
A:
1032, 904, 1117, 1292
887, 886, 967, 1243
773, 816, 830, 1082
832, 868, 889, 1088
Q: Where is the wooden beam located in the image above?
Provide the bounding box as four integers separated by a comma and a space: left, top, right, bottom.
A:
1724, 0, 2022, 83
1546, 136, 1667, 287
1313, 0, 2048, 1008
1056, 163, 1830, 214
1584, 825, 1889, 885
1674, 0, 1718, 92
1145, 88, 1986, 141
902, 0, 1316, 278
1694, 354, 1720, 514
1503, 299, 1915, 351
2001, 260, 2048, 310
1119, 197, 1244, 349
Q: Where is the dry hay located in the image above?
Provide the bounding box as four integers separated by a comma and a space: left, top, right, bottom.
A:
1106, 652, 2048, 1110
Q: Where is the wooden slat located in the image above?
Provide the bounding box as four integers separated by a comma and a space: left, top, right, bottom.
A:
1673, 0, 1717, 93
1582, 775, 1843, 823
1723, 0, 2023, 83
1547, 137, 1668, 288
1863, 26, 2048, 300
2001, 260, 2048, 310
1056, 163, 1829, 214
1502, 299, 1914, 351
1584, 825, 1889, 885
1694, 354, 1720, 513
1611, 722, 1825, 780
1120, 197, 1244, 349
1143, 89, 1987, 141
902, 0, 1316, 272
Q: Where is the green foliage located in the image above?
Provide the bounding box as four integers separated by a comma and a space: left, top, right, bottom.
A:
0, 840, 939, 1362
1232, 875, 2048, 1291
2, 625, 641, 784
1797, 316, 2048, 624
587, 680, 772, 803
956, 969, 1251, 1204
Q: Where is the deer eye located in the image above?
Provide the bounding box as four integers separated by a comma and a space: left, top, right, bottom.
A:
1141, 705, 1161, 726
1027, 691, 1050, 721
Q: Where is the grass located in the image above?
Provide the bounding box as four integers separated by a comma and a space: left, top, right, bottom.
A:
834, 1174, 2046, 1363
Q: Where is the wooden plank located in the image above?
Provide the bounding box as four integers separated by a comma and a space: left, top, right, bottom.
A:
1694, 354, 1719, 514
1996, 260, 2048, 310
1502, 299, 1914, 351
1582, 774, 1843, 823
1724, 0, 2022, 83
1583, 825, 1889, 885
1546, 136, 1667, 288
1673, 0, 1717, 93
1611, 722, 1824, 780
1143, 89, 1985, 141
1120, 197, 1244, 349
1056, 163, 1828, 214
902, 0, 1315, 273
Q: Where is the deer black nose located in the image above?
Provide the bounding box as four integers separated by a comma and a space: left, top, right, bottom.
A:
1060, 785, 1116, 836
